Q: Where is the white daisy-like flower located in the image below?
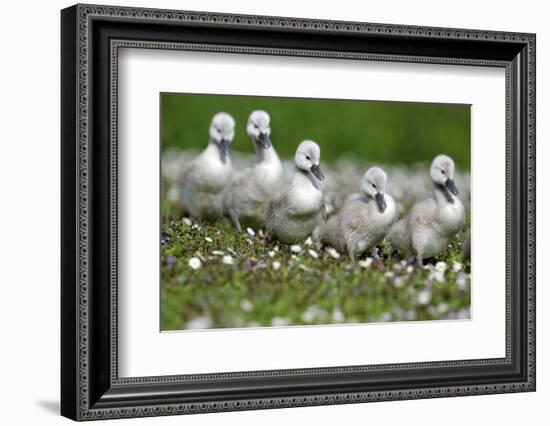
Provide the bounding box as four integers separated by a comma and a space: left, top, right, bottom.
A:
222, 255, 234, 265
304, 237, 314, 246
406, 265, 414, 274
246, 227, 256, 237
326, 247, 340, 259
188, 257, 202, 270
301, 305, 328, 323
308, 249, 318, 259
272, 261, 281, 271
378, 312, 392, 322
240, 299, 253, 312
332, 308, 345, 323
211, 250, 224, 256
267, 250, 276, 258
452, 261, 463, 273
393, 277, 405, 288
185, 316, 213, 330
271, 316, 292, 327
358, 258, 373, 268
417, 289, 431, 305
204, 236, 213, 243
436, 302, 450, 314
429, 270, 445, 283
290, 244, 302, 253
435, 261, 447, 272
182, 217, 192, 227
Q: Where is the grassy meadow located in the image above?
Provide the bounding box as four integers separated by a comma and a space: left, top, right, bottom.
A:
160, 93, 471, 330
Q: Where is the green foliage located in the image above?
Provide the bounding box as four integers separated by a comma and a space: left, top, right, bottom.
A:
161, 219, 471, 330
161, 94, 471, 169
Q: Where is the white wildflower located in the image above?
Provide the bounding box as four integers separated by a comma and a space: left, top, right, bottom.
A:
272, 261, 281, 271
308, 249, 319, 259
417, 289, 431, 305
240, 299, 253, 312
394, 277, 405, 288
182, 217, 192, 227
246, 238, 254, 245
290, 244, 302, 253
185, 316, 213, 329
222, 255, 234, 265
326, 247, 340, 259
358, 258, 373, 268
332, 308, 345, 323
204, 236, 213, 243
435, 261, 447, 272
188, 257, 202, 270
452, 262, 463, 273
436, 302, 450, 314
406, 265, 414, 274
271, 316, 292, 327
246, 227, 256, 237
429, 269, 445, 283
268, 250, 276, 258
302, 305, 328, 323
378, 312, 392, 322
227, 247, 237, 256
211, 250, 224, 256
304, 237, 314, 246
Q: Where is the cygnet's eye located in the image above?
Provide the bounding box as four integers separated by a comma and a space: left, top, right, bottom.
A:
372, 183, 376, 188
441, 169, 446, 175
305, 155, 311, 161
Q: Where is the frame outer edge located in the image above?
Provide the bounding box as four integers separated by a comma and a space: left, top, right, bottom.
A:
67, 4, 536, 420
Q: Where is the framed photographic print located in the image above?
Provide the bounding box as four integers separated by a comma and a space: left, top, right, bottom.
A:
61, 3, 536, 421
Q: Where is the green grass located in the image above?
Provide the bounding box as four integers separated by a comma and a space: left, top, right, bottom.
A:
161, 219, 471, 330
161, 93, 471, 169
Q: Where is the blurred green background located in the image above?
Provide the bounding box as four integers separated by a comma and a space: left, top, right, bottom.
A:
161, 93, 471, 169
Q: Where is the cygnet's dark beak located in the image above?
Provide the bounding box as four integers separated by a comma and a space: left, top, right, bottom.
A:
445, 178, 458, 196
220, 138, 230, 163
375, 192, 387, 213
258, 132, 271, 149
310, 163, 324, 181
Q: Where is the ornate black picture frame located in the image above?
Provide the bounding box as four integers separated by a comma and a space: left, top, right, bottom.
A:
61, 3, 536, 421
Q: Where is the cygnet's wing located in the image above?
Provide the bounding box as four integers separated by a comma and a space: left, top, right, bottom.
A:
266, 192, 289, 231
339, 199, 370, 237
409, 197, 438, 227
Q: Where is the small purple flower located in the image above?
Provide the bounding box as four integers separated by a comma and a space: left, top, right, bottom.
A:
166, 255, 176, 270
